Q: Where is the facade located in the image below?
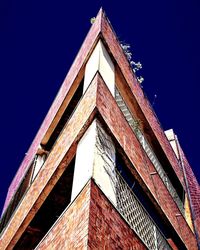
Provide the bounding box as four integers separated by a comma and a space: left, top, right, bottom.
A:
0, 8, 200, 250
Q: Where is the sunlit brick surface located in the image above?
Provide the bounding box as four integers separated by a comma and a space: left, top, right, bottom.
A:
36, 182, 91, 250
88, 181, 146, 250
1, 8, 199, 250
2, 8, 102, 214
0, 76, 98, 249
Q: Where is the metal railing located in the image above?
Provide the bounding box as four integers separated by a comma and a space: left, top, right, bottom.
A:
116, 169, 172, 250
115, 89, 184, 214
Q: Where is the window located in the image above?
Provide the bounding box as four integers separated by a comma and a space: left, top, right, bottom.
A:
0, 163, 34, 233
42, 80, 83, 152
13, 157, 75, 249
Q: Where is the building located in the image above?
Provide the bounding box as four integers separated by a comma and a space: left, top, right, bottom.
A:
0, 8, 200, 249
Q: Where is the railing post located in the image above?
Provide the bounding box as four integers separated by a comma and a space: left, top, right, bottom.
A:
116, 170, 171, 249
153, 225, 158, 250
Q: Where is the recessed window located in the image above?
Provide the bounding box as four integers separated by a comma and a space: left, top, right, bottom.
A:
13, 157, 75, 249
42, 80, 84, 152
0, 163, 34, 233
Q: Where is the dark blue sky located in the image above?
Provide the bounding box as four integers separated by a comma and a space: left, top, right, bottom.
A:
0, 0, 199, 214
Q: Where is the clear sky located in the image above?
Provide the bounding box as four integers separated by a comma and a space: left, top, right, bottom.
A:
0, 0, 199, 214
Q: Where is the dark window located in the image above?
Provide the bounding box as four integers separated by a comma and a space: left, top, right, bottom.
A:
13, 157, 75, 249
42, 80, 83, 152
0, 163, 34, 233
116, 151, 186, 250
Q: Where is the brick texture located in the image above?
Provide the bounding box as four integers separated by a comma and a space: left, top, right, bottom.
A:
88, 180, 146, 250
28, 180, 147, 250
99, 11, 200, 246
37, 181, 91, 250
95, 74, 198, 249
0, 76, 98, 249
2, 8, 103, 214
2, 8, 199, 249
37, 180, 147, 250
180, 147, 200, 238
101, 10, 185, 187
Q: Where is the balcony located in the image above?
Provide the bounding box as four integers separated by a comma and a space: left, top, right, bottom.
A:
116, 169, 172, 249
115, 89, 184, 215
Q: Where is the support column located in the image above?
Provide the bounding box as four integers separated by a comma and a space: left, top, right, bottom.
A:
94, 122, 116, 205
71, 120, 116, 206
71, 121, 96, 200
83, 40, 115, 96
32, 153, 47, 181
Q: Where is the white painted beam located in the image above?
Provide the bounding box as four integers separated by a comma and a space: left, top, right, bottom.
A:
165, 129, 180, 159
71, 120, 116, 205
84, 40, 115, 96
71, 121, 96, 200
32, 154, 46, 181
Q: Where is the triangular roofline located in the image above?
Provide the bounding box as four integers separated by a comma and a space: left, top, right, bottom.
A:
2, 8, 104, 213
1, 8, 199, 249
2, 7, 186, 219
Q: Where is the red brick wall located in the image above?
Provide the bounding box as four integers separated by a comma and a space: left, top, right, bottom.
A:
37, 181, 91, 250
95, 74, 198, 249
0, 77, 98, 249
181, 148, 200, 238
88, 180, 146, 250
2, 9, 103, 214
31, 178, 197, 250
101, 11, 185, 187
152, 174, 198, 249
100, 12, 200, 246
25, 180, 146, 250
3, 8, 199, 249
29, 180, 153, 250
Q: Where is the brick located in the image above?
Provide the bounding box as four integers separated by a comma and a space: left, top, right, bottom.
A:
88, 181, 146, 250
2, 8, 103, 214
1, 8, 199, 250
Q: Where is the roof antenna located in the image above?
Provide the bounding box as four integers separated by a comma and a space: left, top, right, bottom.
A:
152, 94, 157, 107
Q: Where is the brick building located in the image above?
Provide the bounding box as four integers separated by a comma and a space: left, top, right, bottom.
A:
0, 8, 200, 249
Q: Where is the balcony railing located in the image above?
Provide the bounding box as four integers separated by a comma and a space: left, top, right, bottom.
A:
115, 89, 184, 215
116, 169, 172, 250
